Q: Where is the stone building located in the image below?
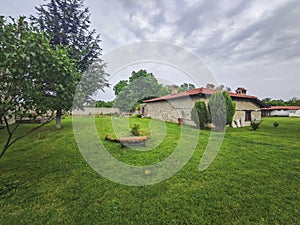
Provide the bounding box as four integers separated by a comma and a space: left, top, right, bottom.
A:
143, 87, 267, 127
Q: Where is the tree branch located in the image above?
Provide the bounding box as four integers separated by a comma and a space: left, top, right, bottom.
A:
0, 117, 54, 158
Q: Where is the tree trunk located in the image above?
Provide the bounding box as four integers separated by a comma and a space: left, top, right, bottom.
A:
56, 109, 62, 129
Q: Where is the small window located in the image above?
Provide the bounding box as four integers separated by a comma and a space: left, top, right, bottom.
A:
245, 111, 251, 121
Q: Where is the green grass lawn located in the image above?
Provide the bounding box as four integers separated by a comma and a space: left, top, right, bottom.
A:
0, 116, 299, 224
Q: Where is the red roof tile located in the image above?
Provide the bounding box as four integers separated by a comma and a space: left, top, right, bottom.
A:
261, 106, 300, 110
144, 87, 258, 102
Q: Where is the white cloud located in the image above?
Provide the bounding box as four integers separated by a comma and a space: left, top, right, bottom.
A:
1, 0, 299, 100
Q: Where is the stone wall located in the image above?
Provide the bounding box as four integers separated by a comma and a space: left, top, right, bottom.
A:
144, 95, 207, 126
144, 96, 262, 127
232, 98, 262, 127
72, 107, 119, 116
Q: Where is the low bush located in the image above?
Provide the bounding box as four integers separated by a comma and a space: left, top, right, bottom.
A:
251, 120, 261, 131
130, 123, 141, 136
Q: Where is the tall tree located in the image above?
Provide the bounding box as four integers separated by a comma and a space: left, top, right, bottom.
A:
114, 70, 163, 112
208, 92, 227, 131
223, 92, 236, 126
0, 16, 78, 157
208, 92, 236, 131
31, 0, 109, 128
191, 100, 209, 129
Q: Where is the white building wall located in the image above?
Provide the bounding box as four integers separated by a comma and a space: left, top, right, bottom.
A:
270, 110, 289, 117
288, 110, 300, 117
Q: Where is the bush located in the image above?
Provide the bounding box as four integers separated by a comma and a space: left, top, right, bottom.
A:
223, 92, 236, 126
250, 120, 261, 131
191, 101, 209, 129
130, 123, 141, 136
131, 114, 142, 118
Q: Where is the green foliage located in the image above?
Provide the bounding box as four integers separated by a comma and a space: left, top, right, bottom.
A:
286, 97, 300, 106
178, 83, 195, 92
208, 92, 226, 131
113, 80, 128, 96
114, 70, 162, 112
31, 0, 109, 127
191, 101, 209, 129
31, 0, 103, 73
223, 92, 236, 126
0, 16, 77, 156
262, 97, 300, 106
250, 120, 261, 131
273, 121, 279, 128
207, 92, 235, 130
95, 100, 114, 108
130, 123, 141, 136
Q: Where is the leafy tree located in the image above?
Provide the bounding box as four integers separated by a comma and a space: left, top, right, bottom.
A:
286, 97, 300, 106
262, 98, 286, 106
160, 85, 172, 95
129, 70, 153, 83
114, 70, 162, 112
0, 16, 78, 157
113, 80, 128, 96
208, 92, 235, 131
191, 101, 209, 129
95, 100, 114, 108
262, 97, 300, 106
31, 0, 109, 128
178, 83, 195, 92
208, 92, 227, 131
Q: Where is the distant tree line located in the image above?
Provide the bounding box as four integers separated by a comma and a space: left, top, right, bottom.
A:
262, 97, 300, 106
95, 100, 114, 108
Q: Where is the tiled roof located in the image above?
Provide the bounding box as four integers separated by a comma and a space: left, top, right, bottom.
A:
261, 106, 300, 110
144, 87, 259, 102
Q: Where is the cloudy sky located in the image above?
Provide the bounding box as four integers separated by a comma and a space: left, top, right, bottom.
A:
1, 0, 299, 100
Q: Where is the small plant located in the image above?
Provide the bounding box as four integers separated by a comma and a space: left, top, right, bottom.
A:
131, 114, 142, 118
273, 121, 279, 128
130, 123, 141, 136
250, 120, 261, 131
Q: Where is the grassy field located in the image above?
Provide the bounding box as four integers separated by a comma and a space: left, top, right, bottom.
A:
0, 116, 299, 224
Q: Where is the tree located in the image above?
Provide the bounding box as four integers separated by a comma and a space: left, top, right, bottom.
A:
0, 16, 78, 157
95, 100, 114, 108
208, 92, 236, 131
114, 70, 163, 111
191, 101, 209, 129
262, 97, 300, 106
31, 0, 109, 128
286, 97, 300, 106
262, 98, 286, 106
178, 83, 195, 92
208, 92, 227, 131
223, 92, 236, 126
113, 80, 128, 96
